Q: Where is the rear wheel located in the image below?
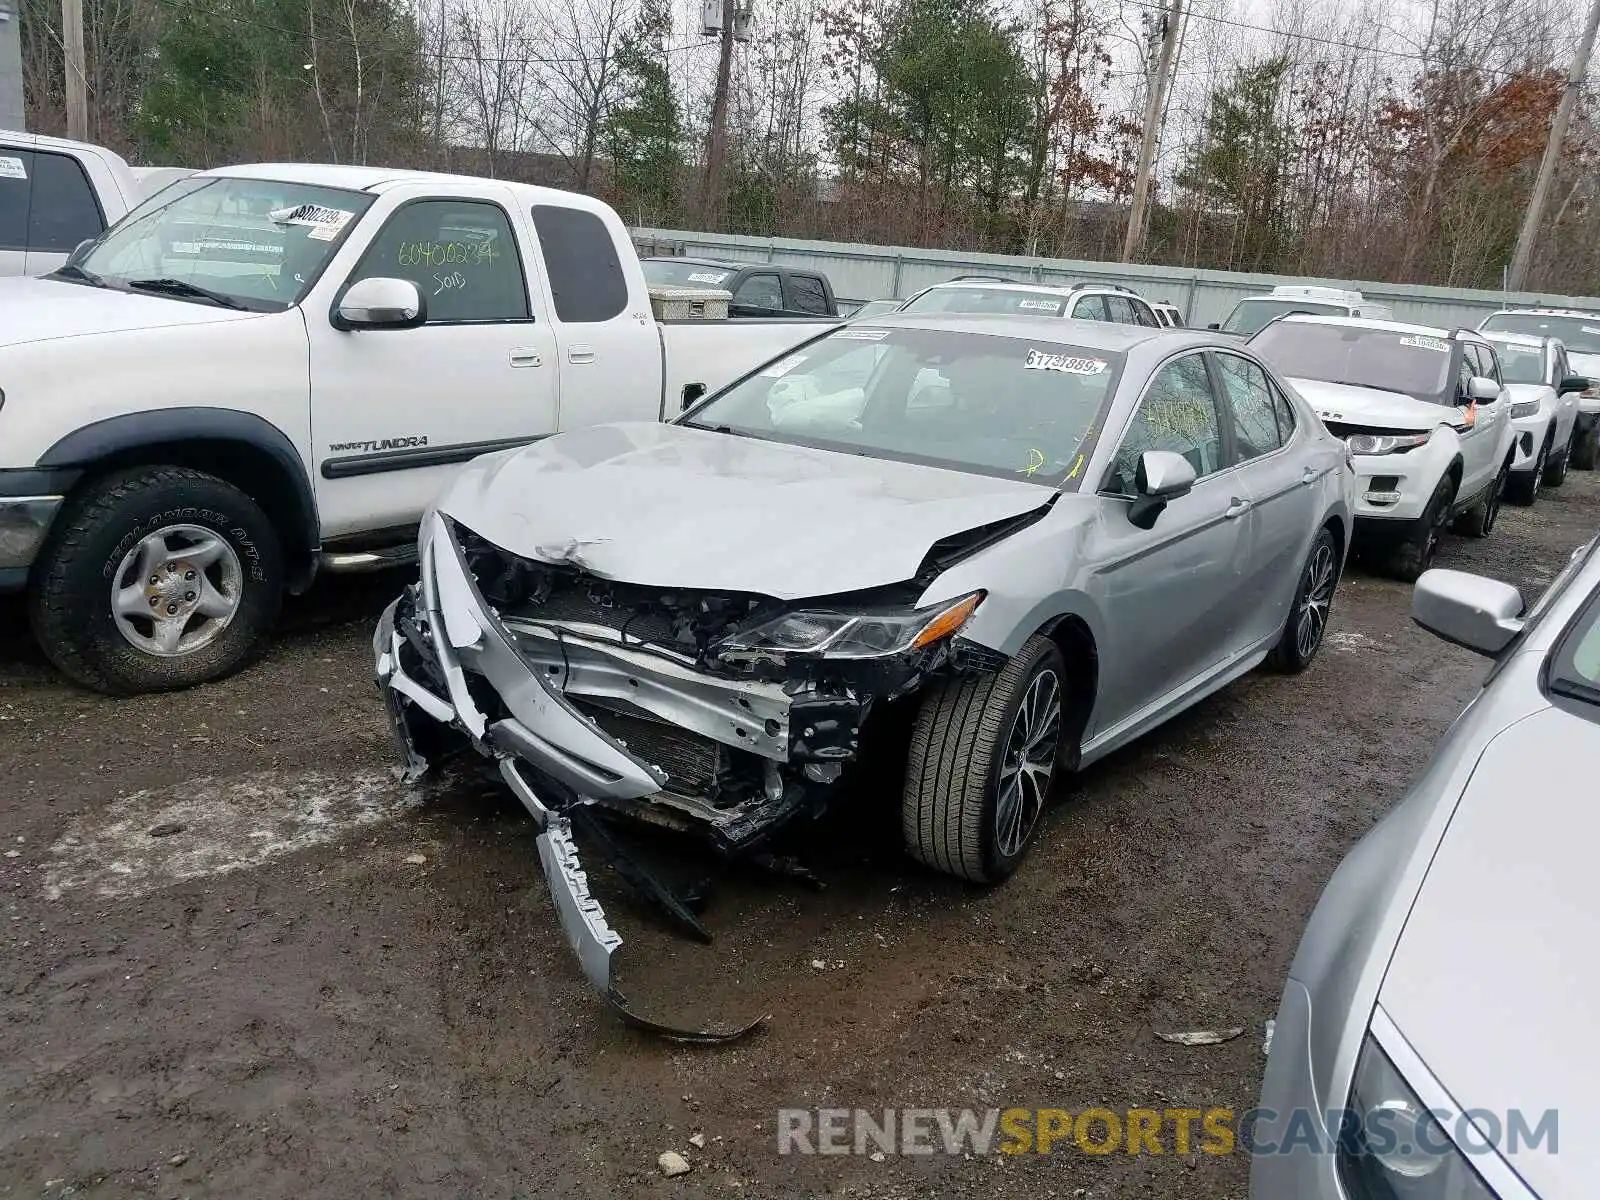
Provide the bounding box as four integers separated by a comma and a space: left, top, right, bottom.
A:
1507, 440, 1548, 505
902, 635, 1066, 884
1268, 527, 1340, 673
1388, 473, 1456, 582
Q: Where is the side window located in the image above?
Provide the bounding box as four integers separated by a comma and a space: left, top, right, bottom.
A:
530, 204, 627, 323
1479, 344, 1502, 383
1105, 353, 1224, 495
1214, 353, 1284, 463
350, 199, 529, 324
0, 148, 33, 251
1269, 378, 1298, 443
1556, 347, 1570, 384
1456, 350, 1475, 398
1072, 294, 1109, 321
787, 274, 830, 316
733, 273, 783, 311
27, 151, 105, 252
1104, 294, 1137, 324
1131, 298, 1160, 327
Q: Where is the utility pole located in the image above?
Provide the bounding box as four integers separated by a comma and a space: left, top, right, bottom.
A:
697, 0, 737, 228
62, 0, 88, 139
1508, 0, 1600, 290
1121, 0, 1182, 263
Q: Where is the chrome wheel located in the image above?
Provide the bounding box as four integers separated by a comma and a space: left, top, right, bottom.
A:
995, 668, 1061, 858
1295, 540, 1337, 661
110, 524, 243, 657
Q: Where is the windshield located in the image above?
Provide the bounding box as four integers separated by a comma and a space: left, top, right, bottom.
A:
73, 176, 374, 311
642, 259, 738, 288
1481, 313, 1600, 356
1222, 298, 1344, 335
1482, 338, 1546, 384
680, 326, 1122, 486
899, 287, 1072, 317
1550, 582, 1600, 708
850, 299, 903, 320
1249, 322, 1453, 399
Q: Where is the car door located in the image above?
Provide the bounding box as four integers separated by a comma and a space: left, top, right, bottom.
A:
1551, 344, 1580, 448
308, 188, 559, 539
1452, 345, 1499, 500
1085, 351, 1253, 737
731, 271, 784, 317
1210, 350, 1322, 649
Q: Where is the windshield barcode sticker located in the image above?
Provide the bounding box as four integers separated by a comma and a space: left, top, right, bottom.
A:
760, 355, 805, 378
1399, 334, 1450, 352
1017, 299, 1062, 312
686, 271, 729, 284
270, 203, 355, 240
1025, 349, 1107, 375
0, 156, 26, 181
835, 327, 890, 341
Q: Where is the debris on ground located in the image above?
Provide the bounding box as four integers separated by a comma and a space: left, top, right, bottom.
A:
688, 1133, 707, 1149
403, 853, 427, 865
148, 823, 186, 838
1156, 1028, 1245, 1046
658, 1150, 692, 1177
1263, 1019, 1275, 1055
168, 1152, 189, 1167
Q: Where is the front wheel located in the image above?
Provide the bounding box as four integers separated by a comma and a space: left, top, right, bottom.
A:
902, 635, 1066, 884
28, 467, 283, 695
1454, 460, 1507, 538
1388, 473, 1456, 582
1268, 527, 1340, 673
1507, 441, 1548, 505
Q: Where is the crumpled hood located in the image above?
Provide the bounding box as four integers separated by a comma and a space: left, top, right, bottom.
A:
0, 276, 260, 350
437, 421, 1056, 599
1288, 377, 1449, 431
1377, 704, 1598, 1199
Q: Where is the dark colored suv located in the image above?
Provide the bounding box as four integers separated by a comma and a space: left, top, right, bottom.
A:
640, 257, 840, 318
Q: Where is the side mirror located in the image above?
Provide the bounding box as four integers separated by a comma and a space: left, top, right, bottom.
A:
681, 381, 707, 411
1128, 450, 1196, 530
1559, 375, 1593, 395
1466, 376, 1500, 403
1412, 568, 1524, 656
333, 277, 426, 330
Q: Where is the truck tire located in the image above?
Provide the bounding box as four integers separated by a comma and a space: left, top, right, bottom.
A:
28, 467, 283, 695
1389, 473, 1456, 582
902, 635, 1066, 884
1572, 424, 1598, 470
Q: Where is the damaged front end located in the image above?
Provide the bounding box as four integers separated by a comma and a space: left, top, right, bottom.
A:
373, 510, 993, 1033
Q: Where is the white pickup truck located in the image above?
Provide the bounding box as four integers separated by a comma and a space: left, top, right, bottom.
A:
0, 163, 836, 694
1, 129, 193, 276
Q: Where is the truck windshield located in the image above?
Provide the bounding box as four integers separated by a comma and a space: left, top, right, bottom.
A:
1222, 298, 1343, 335
1250, 321, 1453, 399
1480, 313, 1600, 356
680, 325, 1122, 487
642, 260, 738, 288
1482, 338, 1546, 384
72, 176, 374, 312
899, 287, 1071, 317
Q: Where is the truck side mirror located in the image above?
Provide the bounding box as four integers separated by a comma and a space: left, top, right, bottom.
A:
333, 277, 427, 331
681, 382, 707, 411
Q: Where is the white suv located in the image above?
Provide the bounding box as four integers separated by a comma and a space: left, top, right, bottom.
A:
897, 279, 1161, 326
1248, 316, 1515, 581
1478, 308, 1600, 469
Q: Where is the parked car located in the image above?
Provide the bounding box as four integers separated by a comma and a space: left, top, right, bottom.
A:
1214, 285, 1393, 337
1251, 540, 1600, 1200
1479, 307, 1600, 468
897, 279, 1162, 326
1249, 315, 1515, 581
1, 129, 193, 277
0, 165, 835, 695
1152, 300, 1185, 328
639, 256, 839, 318
1479, 330, 1588, 504
846, 297, 904, 320
373, 314, 1353, 1004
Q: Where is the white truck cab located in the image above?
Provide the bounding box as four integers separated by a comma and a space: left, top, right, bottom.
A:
1215, 284, 1393, 337
0, 163, 834, 695
0, 130, 193, 277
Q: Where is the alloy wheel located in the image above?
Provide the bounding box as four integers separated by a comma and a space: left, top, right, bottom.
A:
110, 524, 243, 657
1295, 540, 1337, 661
995, 668, 1062, 858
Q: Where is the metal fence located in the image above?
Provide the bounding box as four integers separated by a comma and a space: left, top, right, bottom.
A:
632, 226, 1600, 331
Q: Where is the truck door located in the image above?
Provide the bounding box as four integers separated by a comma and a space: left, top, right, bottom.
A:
306, 183, 559, 539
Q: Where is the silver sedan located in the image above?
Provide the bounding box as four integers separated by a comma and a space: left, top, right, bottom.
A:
374, 314, 1354, 1003
1252, 544, 1600, 1198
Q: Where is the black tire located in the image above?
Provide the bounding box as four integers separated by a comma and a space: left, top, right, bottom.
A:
1453, 460, 1507, 538
1572, 424, 1599, 470
1268, 526, 1341, 673
902, 635, 1066, 884
1507, 441, 1548, 506
1389, 473, 1456, 582
28, 467, 283, 695
1545, 435, 1569, 487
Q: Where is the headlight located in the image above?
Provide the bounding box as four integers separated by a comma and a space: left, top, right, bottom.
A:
1336, 1035, 1495, 1199
1510, 398, 1542, 419
714, 592, 982, 660
1347, 432, 1431, 456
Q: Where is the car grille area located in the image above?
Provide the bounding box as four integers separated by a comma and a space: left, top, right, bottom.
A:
570, 699, 723, 800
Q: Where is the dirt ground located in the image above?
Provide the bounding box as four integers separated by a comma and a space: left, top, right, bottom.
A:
0, 473, 1592, 1200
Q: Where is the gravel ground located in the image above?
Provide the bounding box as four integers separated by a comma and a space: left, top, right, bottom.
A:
0, 474, 1593, 1199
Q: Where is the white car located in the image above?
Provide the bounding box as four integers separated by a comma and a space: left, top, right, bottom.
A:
1479, 330, 1587, 505
1249, 315, 1515, 581
1213, 285, 1393, 338
1479, 307, 1600, 469
896, 279, 1162, 327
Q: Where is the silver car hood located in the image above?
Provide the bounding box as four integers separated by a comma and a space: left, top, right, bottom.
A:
436, 421, 1056, 599
1378, 703, 1598, 1198
1288, 378, 1447, 431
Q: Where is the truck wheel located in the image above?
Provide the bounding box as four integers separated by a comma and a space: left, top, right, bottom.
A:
1572, 425, 1599, 470
28, 467, 283, 695
902, 635, 1066, 884
1507, 441, 1547, 505
1389, 474, 1455, 582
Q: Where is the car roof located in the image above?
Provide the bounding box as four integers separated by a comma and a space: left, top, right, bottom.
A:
1479, 329, 1553, 349
208, 163, 620, 216
1488, 307, 1600, 319
918, 279, 1139, 299
1271, 313, 1478, 341
847, 311, 1207, 352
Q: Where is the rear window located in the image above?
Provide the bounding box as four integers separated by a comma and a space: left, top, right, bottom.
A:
1481, 313, 1600, 356
642, 259, 738, 288
1222, 298, 1343, 336
900, 286, 1070, 317
532, 204, 628, 323
788, 274, 831, 315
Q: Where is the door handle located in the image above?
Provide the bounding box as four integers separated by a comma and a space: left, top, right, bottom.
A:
1300, 465, 1318, 485
1224, 497, 1252, 519
509, 348, 543, 368
568, 344, 596, 365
